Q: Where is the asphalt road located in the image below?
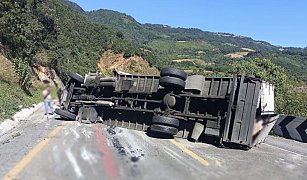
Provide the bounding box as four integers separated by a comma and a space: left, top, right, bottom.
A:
0, 107, 307, 180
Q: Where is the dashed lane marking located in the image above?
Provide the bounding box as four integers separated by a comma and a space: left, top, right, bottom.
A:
169, 139, 210, 166
3, 121, 69, 180
215, 160, 222, 167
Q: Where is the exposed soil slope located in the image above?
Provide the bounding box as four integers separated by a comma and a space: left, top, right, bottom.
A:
98, 51, 159, 76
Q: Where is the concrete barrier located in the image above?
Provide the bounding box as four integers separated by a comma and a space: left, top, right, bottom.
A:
272, 115, 307, 142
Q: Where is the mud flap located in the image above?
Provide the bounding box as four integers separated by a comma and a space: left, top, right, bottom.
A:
77, 107, 98, 124
191, 122, 205, 141
252, 114, 279, 146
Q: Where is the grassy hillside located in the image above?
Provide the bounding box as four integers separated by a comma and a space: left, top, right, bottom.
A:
85, 9, 307, 81
0, 0, 152, 119
86, 10, 158, 44
0, 55, 44, 120
0, 0, 148, 83
74, 3, 307, 116
0, 0, 306, 118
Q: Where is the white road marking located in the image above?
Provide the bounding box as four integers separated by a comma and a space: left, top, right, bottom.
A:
64, 128, 69, 136
81, 128, 92, 139
70, 126, 80, 139
81, 146, 97, 165
65, 149, 83, 178
263, 143, 307, 158
52, 146, 61, 165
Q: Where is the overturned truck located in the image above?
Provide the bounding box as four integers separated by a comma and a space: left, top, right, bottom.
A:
56, 68, 279, 149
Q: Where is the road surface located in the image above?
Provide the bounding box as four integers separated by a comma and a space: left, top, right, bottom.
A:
0, 107, 306, 180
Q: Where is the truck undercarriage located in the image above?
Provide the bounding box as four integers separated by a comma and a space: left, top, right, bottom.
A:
56, 68, 278, 149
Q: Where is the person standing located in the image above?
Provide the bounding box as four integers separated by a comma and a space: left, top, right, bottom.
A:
43, 86, 54, 115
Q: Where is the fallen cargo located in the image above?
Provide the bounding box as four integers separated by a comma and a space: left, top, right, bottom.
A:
56, 68, 279, 149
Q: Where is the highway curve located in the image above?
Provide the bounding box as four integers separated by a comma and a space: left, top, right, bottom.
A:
0, 107, 306, 180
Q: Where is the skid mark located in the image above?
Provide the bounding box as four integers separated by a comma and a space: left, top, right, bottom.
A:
81, 146, 97, 165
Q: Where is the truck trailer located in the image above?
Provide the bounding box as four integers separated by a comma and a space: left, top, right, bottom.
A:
55, 68, 278, 149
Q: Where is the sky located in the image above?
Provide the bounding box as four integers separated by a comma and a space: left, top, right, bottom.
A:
71, 0, 307, 48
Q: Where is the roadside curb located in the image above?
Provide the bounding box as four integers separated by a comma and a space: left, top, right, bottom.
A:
0, 102, 43, 137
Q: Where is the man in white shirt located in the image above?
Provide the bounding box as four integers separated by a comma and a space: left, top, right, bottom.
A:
43, 87, 54, 116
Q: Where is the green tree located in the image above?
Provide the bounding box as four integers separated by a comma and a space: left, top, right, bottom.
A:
0, 0, 55, 87
229, 58, 307, 116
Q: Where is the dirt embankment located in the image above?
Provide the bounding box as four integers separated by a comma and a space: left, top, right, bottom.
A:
0, 53, 62, 121
97, 51, 159, 76
32, 65, 63, 88
0, 55, 17, 84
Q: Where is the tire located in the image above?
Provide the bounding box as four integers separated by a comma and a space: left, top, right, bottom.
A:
152, 116, 179, 127
68, 72, 84, 83
159, 76, 185, 90
55, 109, 77, 120
150, 124, 178, 135
160, 68, 187, 81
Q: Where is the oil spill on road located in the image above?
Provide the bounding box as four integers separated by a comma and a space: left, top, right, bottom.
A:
106, 126, 146, 178
107, 126, 144, 163
112, 137, 127, 156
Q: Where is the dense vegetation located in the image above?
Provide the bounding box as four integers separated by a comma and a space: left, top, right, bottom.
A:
228, 59, 307, 117
0, 0, 306, 118
78, 5, 307, 116
86, 9, 307, 82
0, 55, 45, 120
0, 0, 147, 119
0, 0, 145, 84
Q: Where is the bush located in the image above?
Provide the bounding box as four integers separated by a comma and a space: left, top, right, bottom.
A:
0, 82, 43, 120
229, 58, 307, 116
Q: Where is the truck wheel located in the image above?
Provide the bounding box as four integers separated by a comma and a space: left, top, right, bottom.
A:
68, 72, 84, 83
55, 109, 77, 120
152, 116, 179, 127
160, 68, 187, 81
150, 124, 178, 135
159, 76, 185, 90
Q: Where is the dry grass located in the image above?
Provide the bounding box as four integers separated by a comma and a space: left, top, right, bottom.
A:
0, 55, 18, 84
241, 48, 256, 52
224, 52, 250, 59
172, 59, 212, 66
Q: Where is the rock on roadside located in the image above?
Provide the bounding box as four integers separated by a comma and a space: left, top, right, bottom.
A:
0, 102, 43, 136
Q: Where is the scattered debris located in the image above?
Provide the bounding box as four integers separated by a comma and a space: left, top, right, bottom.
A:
130, 156, 140, 162
11, 132, 21, 138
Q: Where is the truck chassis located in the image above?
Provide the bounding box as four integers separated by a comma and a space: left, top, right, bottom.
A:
56, 68, 278, 149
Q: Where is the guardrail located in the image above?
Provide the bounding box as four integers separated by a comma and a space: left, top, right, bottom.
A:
272, 115, 307, 142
